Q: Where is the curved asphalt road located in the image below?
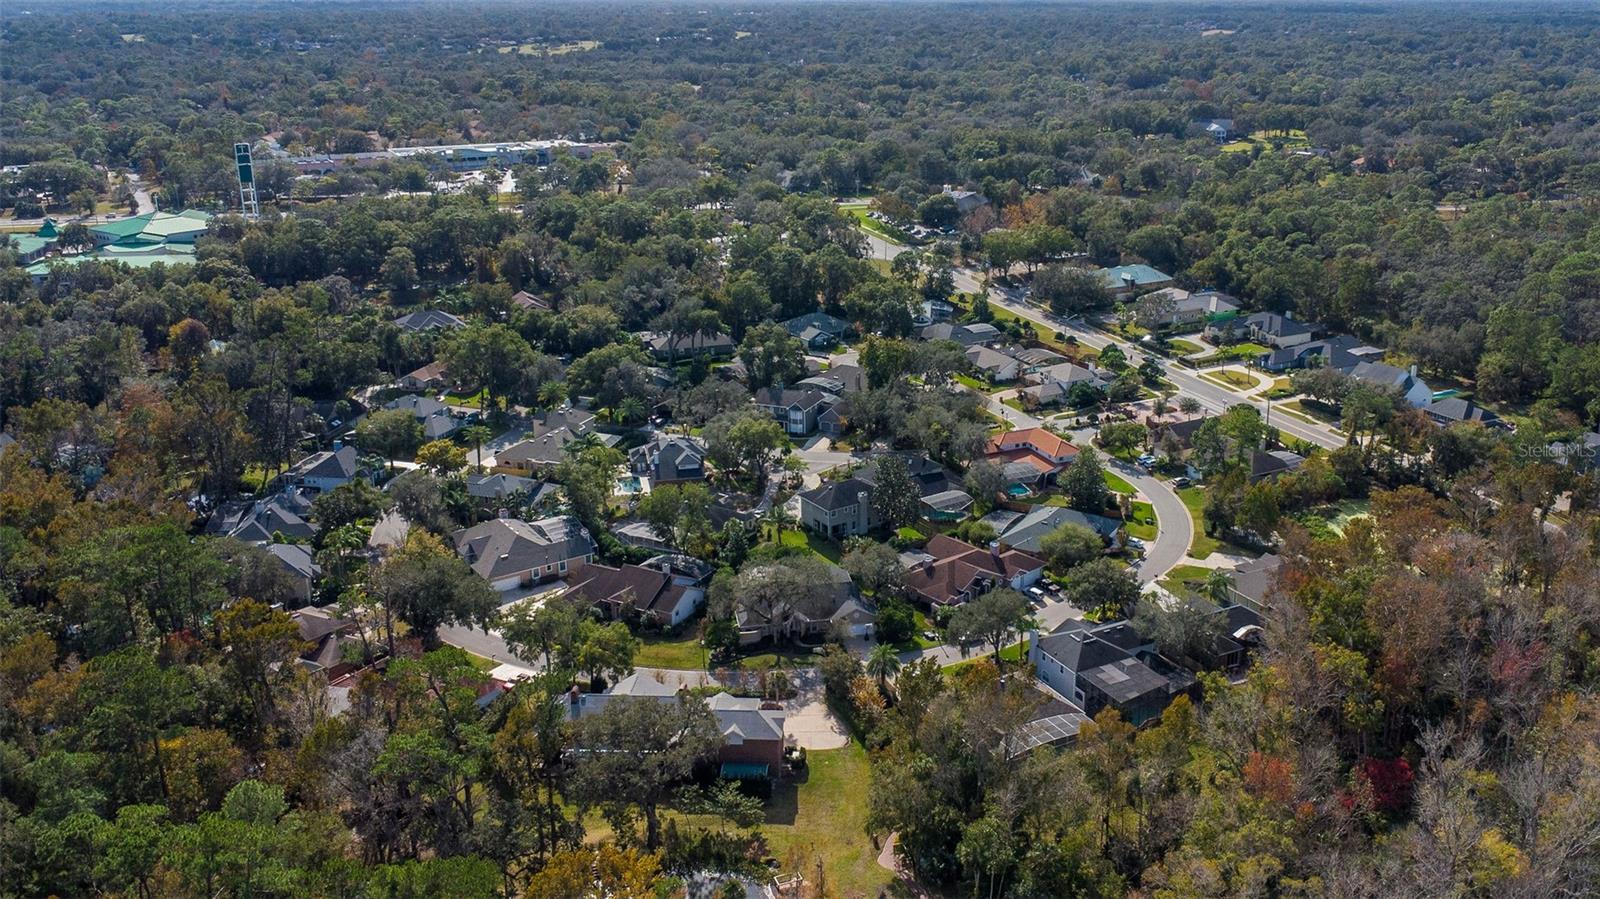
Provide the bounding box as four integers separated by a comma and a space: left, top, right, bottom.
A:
1112, 460, 1192, 584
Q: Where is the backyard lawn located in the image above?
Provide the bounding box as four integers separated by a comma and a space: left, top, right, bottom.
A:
762, 741, 894, 898
952, 373, 987, 391
764, 525, 843, 563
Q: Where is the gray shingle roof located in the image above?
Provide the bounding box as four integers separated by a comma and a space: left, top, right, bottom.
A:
453, 516, 595, 581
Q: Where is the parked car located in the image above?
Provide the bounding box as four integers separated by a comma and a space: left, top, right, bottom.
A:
1173, 476, 1192, 488
1125, 536, 1146, 550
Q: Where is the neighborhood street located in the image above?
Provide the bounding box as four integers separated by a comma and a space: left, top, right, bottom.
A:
861, 227, 1345, 450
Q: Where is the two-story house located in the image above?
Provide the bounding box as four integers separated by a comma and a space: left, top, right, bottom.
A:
798, 477, 877, 539
453, 515, 597, 591
751, 387, 833, 437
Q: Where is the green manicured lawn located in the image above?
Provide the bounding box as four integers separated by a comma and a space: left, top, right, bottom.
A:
763, 740, 893, 898
1103, 470, 1136, 495
442, 388, 487, 407
953, 373, 986, 391
464, 651, 500, 673
1170, 338, 1206, 354
846, 206, 918, 245
1199, 368, 1262, 391
1277, 399, 1343, 429
762, 525, 842, 562
1177, 486, 1223, 558
1125, 500, 1157, 541
634, 628, 707, 670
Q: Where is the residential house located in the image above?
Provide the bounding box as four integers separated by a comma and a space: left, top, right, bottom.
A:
493, 408, 615, 474
1140, 288, 1240, 329
916, 298, 956, 326
1552, 432, 1600, 470
290, 607, 362, 673
798, 477, 877, 539
858, 452, 957, 498
629, 434, 707, 484
985, 428, 1079, 480
1097, 265, 1173, 299
965, 345, 1023, 383
823, 363, 867, 393
1425, 397, 1507, 430
734, 562, 859, 645
1021, 362, 1109, 408
1211, 312, 1312, 349
392, 309, 466, 332
465, 472, 548, 508
283, 445, 361, 493
267, 543, 320, 604
751, 387, 833, 436
644, 330, 735, 361
1255, 334, 1382, 373
782, 312, 852, 350
1148, 417, 1208, 458
1349, 361, 1433, 408
993, 504, 1123, 553
398, 360, 450, 392
1249, 449, 1306, 483
510, 290, 551, 312
1227, 554, 1282, 612
563, 559, 705, 628
566, 675, 789, 772
206, 489, 318, 544
1192, 118, 1235, 142
1029, 620, 1188, 726
383, 394, 466, 441
902, 535, 1045, 608
453, 515, 597, 591
920, 322, 1001, 347
817, 405, 847, 438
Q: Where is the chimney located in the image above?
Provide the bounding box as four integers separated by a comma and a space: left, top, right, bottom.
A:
1408, 364, 1418, 379
568, 685, 581, 705
1121, 274, 1135, 290
988, 540, 1002, 565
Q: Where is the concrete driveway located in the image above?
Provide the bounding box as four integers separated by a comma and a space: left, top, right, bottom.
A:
783, 675, 851, 750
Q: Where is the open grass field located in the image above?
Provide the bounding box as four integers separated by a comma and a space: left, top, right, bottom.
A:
498, 39, 601, 55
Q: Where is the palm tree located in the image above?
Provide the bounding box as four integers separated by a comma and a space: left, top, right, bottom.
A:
866, 643, 901, 688
1200, 570, 1235, 607
461, 424, 492, 472
617, 396, 646, 426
